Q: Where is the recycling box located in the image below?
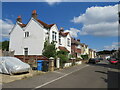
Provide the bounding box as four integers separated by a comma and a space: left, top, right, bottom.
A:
37, 60, 49, 71
37, 60, 44, 71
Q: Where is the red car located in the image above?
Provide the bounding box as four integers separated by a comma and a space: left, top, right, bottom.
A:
109, 58, 119, 64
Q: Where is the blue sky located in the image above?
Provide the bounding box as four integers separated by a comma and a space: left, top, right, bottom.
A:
1, 2, 119, 51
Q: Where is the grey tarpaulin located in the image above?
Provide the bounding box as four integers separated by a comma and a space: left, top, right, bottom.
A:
0, 57, 30, 74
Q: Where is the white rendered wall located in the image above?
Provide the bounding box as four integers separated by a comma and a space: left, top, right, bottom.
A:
22, 18, 47, 55
9, 24, 24, 55
49, 24, 59, 49
9, 18, 47, 55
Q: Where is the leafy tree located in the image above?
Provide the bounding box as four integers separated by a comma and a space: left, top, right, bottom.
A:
2, 41, 9, 51
57, 50, 69, 66
42, 41, 57, 58
97, 50, 117, 55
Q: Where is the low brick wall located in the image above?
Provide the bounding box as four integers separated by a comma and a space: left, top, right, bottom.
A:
14, 55, 48, 63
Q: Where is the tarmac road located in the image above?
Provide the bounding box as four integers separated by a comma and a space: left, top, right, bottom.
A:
2, 59, 119, 89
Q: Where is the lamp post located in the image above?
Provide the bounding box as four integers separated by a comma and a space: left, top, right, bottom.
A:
49, 57, 54, 71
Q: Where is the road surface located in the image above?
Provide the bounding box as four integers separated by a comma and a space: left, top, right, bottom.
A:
2, 60, 119, 89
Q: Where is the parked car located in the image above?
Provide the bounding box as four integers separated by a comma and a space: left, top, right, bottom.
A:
88, 58, 100, 64
0, 57, 30, 75
107, 58, 111, 61
98, 58, 103, 61
109, 58, 119, 64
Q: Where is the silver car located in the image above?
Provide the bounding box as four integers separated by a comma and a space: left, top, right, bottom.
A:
0, 57, 30, 75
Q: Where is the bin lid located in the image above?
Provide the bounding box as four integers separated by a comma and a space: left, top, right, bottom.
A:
37, 60, 44, 63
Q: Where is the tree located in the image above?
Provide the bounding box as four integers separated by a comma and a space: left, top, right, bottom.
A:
2, 41, 9, 51
57, 50, 69, 66
42, 41, 57, 58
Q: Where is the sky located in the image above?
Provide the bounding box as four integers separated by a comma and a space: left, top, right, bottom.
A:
1, 1, 119, 51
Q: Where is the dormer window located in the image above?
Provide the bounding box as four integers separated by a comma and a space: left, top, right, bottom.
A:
25, 32, 29, 37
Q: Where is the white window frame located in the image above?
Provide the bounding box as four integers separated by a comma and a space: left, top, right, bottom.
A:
25, 32, 30, 37
24, 48, 28, 55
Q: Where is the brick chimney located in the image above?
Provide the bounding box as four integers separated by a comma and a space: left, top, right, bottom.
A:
77, 39, 80, 42
32, 10, 37, 19
16, 16, 22, 23
60, 27, 64, 32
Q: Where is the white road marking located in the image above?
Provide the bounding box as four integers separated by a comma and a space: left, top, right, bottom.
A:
53, 71, 66, 75
32, 65, 89, 90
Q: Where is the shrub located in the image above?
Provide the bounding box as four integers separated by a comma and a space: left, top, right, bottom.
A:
81, 55, 89, 60
57, 50, 69, 67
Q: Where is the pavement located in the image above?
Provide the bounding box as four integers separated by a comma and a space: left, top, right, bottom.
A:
1, 70, 46, 84
2, 60, 120, 89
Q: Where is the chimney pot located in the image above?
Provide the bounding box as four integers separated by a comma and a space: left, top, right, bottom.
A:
77, 39, 80, 42
18, 16, 21, 18
32, 10, 36, 14
16, 16, 22, 23
32, 10, 37, 19
60, 27, 64, 32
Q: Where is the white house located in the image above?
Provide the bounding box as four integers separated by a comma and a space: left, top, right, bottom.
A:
58, 28, 71, 54
9, 10, 71, 57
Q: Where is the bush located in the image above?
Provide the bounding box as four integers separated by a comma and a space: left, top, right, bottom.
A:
57, 50, 69, 67
81, 55, 88, 60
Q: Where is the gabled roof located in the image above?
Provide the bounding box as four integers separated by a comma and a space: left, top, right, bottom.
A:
37, 19, 54, 29
18, 19, 54, 29
71, 38, 80, 45
59, 32, 69, 37
18, 23, 26, 28
75, 49, 81, 53
58, 46, 70, 53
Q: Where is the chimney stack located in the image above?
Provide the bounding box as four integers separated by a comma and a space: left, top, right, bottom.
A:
16, 16, 22, 23
60, 27, 64, 32
32, 10, 37, 19
77, 39, 80, 42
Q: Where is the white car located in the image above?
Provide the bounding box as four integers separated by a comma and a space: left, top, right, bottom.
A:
0, 57, 30, 75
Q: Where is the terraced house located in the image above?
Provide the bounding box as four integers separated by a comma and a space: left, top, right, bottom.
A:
9, 10, 96, 61
9, 10, 71, 60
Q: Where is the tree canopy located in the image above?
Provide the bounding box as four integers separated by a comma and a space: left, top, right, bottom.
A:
1, 41, 9, 51
42, 41, 57, 58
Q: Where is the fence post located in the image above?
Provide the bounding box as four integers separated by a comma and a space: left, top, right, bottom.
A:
49, 57, 54, 71
56, 58, 60, 69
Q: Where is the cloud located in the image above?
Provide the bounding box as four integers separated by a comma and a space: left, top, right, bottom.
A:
65, 28, 80, 37
71, 4, 118, 37
0, 19, 14, 39
104, 42, 120, 50
44, 0, 63, 5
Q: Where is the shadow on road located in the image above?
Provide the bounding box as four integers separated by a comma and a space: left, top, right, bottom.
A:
87, 62, 120, 89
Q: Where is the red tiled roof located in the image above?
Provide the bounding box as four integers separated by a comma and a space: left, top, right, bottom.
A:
71, 38, 79, 45
18, 23, 26, 28
59, 32, 69, 37
37, 19, 54, 29
18, 19, 54, 29
58, 46, 70, 53
75, 49, 81, 53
